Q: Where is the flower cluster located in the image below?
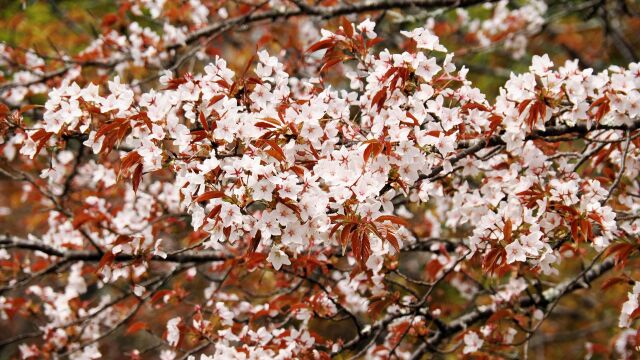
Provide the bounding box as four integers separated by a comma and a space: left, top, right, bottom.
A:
1, 1, 640, 358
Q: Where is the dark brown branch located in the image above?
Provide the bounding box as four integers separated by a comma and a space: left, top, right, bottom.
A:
0, 235, 228, 264
417, 118, 640, 182
409, 257, 616, 358
178, 0, 493, 50
0, 0, 492, 93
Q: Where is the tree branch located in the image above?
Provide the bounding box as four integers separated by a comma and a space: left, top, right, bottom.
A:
0, 235, 228, 264
409, 257, 616, 358
176, 0, 494, 50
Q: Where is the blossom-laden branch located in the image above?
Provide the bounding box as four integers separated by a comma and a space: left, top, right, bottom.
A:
0, 235, 227, 264
0, 0, 493, 96
1, 0, 640, 359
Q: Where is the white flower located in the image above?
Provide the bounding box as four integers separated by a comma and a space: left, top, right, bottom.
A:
357, 19, 376, 38
166, 317, 182, 347
505, 241, 527, 264
40, 168, 57, 180
530, 54, 554, 75
463, 331, 484, 354
400, 27, 447, 52
267, 245, 291, 271
190, 204, 205, 229
20, 137, 38, 158
619, 282, 640, 328
215, 302, 235, 326
366, 254, 384, 273
76, 344, 101, 360
159, 350, 176, 360
19, 344, 39, 359
198, 152, 220, 173
133, 285, 145, 297
253, 179, 275, 202
520, 229, 544, 256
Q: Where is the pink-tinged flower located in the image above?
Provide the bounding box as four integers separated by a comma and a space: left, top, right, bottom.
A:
166, 317, 182, 347
19, 344, 39, 359
415, 56, 441, 81
213, 116, 238, 143
505, 241, 527, 264
619, 282, 640, 328
253, 179, 275, 202
215, 302, 235, 326
267, 245, 291, 271
520, 228, 544, 256
357, 18, 376, 38
463, 331, 484, 354
530, 54, 554, 75
219, 202, 242, 227
400, 27, 447, 52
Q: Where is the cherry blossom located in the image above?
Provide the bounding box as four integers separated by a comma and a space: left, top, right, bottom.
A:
266, 245, 291, 271
1, 1, 640, 359
463, 331, 484, 354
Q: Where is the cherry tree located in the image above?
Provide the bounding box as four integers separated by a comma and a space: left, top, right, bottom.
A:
0, 0, 639, 358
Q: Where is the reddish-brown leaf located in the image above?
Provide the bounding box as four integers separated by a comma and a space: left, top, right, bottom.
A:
604, 243, 636, 268
425, 258, 444, 281
319, 57, 345, 73
151, 290, 174, 304
488, 309, 513, 324
206, 204, 222, 220
517, 99, 532, 114
120, 151, 142, 172
113, 235, 134, 246
386, 231, 400, 253
329, 222, 343, 239
366, 38, 383, 48
371, 87, 387, 113
249, 230, 261, 254
482, 247, 506, 274
208, 94, 226, 107
351, 230, 362, 264
255, 121, 278, 129
503, 219, 512, 243
35, 133, 53, 158
363, 143, 374, 163
306, 38, 335, 53
126, 321, 148, 334
374, 215, 410, 228
19, 104, 43, 114
132, 163, 143, 193
341, 17, 354, 38
600, 276, 630, 290
340, 223, 356, 253
630, 307, 640, 320
193, 190, 224, 203
257, 138, 286, 162
72, 212, 94, 229
199, 111, 209, 131
97, 251, 115, 272
31, 259, 50, 272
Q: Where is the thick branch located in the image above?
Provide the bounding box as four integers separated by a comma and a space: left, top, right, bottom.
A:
418, 118, 640, 182
409, 257, 616, 358
178, 0, 492, 50
0, 0, 491, 92
0, 235, 227, 264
